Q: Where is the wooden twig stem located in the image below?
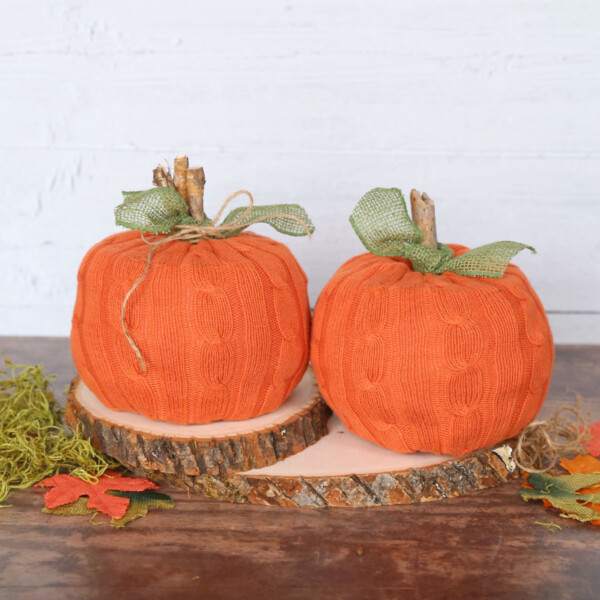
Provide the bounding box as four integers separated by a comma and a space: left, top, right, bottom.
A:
152, 165, 176, 189
187, 167, 206, 221
173, 155, 189, 201
410, 189, 438, 248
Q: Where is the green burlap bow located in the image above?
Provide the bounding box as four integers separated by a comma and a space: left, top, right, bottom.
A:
350, 188, 535, 278
115, 187, 315, 239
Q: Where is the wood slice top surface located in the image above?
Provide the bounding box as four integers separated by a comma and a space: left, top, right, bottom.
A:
244, 414, 453, 476
74, 369, 319, 439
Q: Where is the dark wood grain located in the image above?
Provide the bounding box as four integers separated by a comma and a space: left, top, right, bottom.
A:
1, 338, 599, 600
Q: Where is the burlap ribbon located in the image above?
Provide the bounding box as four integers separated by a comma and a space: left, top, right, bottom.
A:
115, 187, 315, 371
350, 188, 535, 277
116, 186, 315, 239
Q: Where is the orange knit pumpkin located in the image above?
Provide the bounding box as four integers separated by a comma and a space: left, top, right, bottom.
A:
311, 190, 554, 456
71, 229, 310, 424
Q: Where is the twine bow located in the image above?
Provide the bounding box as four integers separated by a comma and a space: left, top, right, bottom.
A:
115, 187, 315, 372
350, 188, 535, 277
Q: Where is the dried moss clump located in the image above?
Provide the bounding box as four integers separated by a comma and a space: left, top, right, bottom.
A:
0, 359, 119, 505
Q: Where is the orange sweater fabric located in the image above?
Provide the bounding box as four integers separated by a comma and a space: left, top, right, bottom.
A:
71, 230, 310, 424
311, 245, 554, 456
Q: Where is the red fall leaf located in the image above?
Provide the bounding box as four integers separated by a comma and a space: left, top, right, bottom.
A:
585, 421, 600, 457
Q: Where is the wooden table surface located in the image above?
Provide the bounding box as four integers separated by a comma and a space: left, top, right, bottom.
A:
1, 338, 599, 600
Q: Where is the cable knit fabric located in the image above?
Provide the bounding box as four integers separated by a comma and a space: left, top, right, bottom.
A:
311, 245, 554, 456
71, 230, 310, 424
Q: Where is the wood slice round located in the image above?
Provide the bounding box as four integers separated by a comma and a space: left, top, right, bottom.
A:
65, 367, 331, 477
150, 416, 522, 507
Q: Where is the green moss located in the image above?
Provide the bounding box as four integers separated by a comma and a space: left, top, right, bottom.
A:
0, 358, 120, 506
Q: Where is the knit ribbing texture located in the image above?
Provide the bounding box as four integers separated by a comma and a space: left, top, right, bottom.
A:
310, 245, 554, 456
71, 230, 310, 424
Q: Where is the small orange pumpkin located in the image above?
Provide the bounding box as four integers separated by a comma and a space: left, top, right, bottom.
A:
72, 230, 310, 424
71, 161, 313, 424
310, 188, 554, 456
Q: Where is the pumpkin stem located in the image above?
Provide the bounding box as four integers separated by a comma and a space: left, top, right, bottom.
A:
173, 155, 189, 201
187, 167, 206, 222
410, 189, 438, 248
152, 164, 176, 189
155, 155, 206, 222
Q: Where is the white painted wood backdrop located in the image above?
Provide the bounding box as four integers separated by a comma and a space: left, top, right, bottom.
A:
1, 1, 599, 342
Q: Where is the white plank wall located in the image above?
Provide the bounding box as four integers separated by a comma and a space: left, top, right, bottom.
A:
1, 1, 599, 342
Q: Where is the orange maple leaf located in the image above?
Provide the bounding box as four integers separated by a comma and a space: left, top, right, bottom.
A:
560, 454, 600, 475
36, 474, 158, 519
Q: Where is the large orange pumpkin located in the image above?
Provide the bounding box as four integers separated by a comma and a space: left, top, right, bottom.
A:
311, 189, 554, 456
71, 229, 310, 424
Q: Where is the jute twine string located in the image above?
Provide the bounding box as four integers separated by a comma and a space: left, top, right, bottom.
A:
121, 190, 313, 372
513, 397, 590, 473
